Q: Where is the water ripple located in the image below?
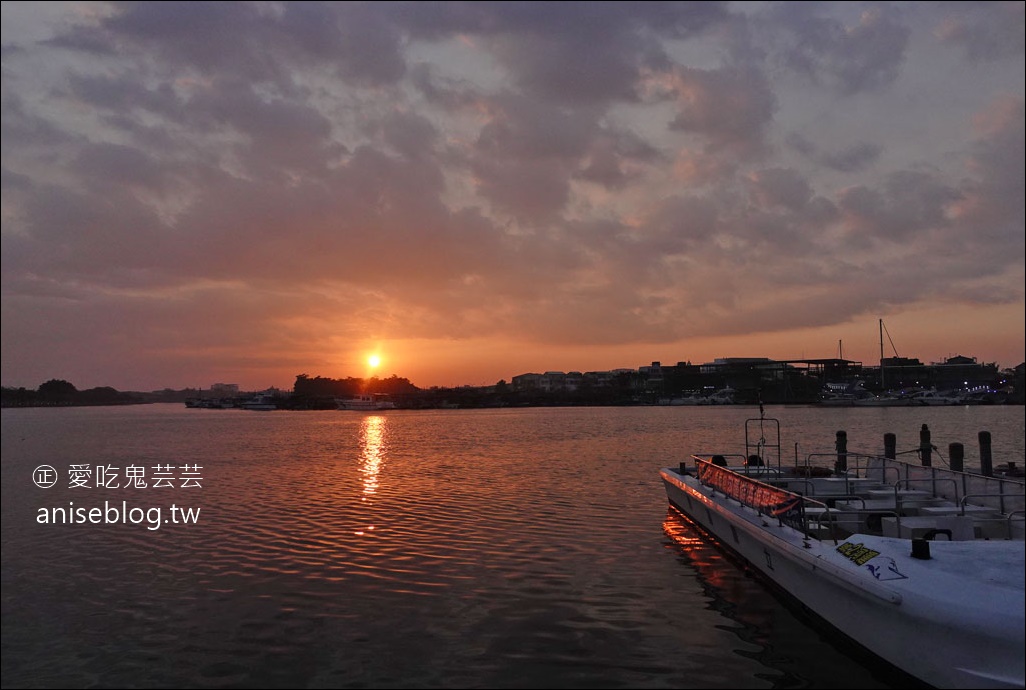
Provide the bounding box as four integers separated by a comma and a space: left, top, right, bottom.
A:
6, 404, 1020, 687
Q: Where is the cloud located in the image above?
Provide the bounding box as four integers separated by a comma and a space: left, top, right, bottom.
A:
836, 170, 962, 245
378, 110, 440, 160
465, 92, 663, 218
934, 1, 1025, 62
51, 2, 407, 87
399, 1, 731, 105
948, 95, 1025, 255
1, 2, 1023, 388
786, 133, 882, 173
772, 4, 911, 94
574, 128, 661, 189
664, 65, 777, 156
745, 167, 813, 211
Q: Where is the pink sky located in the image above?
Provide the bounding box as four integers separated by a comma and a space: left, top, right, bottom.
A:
2, 2, 1024, 391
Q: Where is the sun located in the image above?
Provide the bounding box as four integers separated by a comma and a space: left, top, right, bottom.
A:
367, 354, 381, 369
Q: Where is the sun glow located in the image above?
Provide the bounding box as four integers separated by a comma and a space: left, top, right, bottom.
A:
367, 354, 381, 369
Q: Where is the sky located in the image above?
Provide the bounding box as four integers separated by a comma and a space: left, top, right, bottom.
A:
1, 1, 1024, 392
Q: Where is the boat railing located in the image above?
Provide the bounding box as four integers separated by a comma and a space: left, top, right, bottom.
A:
1006, 511, 1026, 540
852, 455, 1024, 506
692, 458, 928, 543
829, 453, 904, 484
874, 457, 1025, 514
872, 478, 958, 536
803, 497, 846, 545
961, 492, 1023, 512
792, 452, 832, 477
745, 416, 781, 470
779, 477, 816, 495
959, 496, 1026, 540
693, 458, 837, 541
828, 495, 871, 508
893, 477, 960, 503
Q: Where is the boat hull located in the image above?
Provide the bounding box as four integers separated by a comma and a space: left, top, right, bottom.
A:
662, 468, 1026, 689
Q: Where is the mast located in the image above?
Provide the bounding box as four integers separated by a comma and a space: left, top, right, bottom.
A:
879, 318, 885, 389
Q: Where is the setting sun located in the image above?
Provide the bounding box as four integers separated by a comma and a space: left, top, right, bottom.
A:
367, 354, 381, 369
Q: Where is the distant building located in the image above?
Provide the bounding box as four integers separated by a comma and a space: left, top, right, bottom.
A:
510, 353, 1004, 404
511, 373, 543, 391
514, 369, 630, 391
873, 355, 998, 391
701, 357, 774, 373
639, 362, 663, 390
210, 383, 239, 396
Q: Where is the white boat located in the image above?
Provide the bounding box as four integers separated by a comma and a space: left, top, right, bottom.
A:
337, 394, 396, 411
820, 381, 925, 407
820, 381, 875, 406
697, 386, 736, 404
660, 413, 1025, 689
666, 391, 705, 405
907, 388, 969, 405
850, 392, 924, 407
239, 394, 277, 411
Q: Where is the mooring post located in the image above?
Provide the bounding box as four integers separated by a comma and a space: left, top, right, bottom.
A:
949, 442, 964, 473
835, 430, 848, 473
884, 433, 896, 460
979, 431, 993, 477
919, 424, 932, 467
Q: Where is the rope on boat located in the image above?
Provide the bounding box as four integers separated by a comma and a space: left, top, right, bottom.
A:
897, 444, 951, 469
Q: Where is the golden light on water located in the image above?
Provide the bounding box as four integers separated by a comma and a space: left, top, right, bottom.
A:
359, 415, 385, 498
355, 414, 386, 536
663, 509, 734, 590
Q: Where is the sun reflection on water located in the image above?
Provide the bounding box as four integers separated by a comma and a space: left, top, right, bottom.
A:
360, 415, 386, 498
355, 415, 386, 535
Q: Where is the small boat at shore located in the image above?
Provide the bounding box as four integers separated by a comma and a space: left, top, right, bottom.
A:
239, 394, 277, 411
660, 412, 1025, 689
336, 394, 396, 411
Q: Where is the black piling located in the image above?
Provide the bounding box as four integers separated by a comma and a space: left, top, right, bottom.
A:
979, 431, 993, 477
949, 443, 964, 473
884, 433, 896, 460
835, 430, 848, 473
919, 424, 932, 467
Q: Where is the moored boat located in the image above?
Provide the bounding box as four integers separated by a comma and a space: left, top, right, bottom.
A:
660, 412, 1025, 689
907, 388, 969, 405
239, 394, 277, 411
336, 394, 396, 411
698, 386, 736, 404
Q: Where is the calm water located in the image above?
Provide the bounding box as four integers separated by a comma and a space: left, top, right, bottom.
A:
2, 404, 1023, 688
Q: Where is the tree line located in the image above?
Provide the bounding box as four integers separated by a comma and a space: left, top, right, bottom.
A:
1, 379, 145, 407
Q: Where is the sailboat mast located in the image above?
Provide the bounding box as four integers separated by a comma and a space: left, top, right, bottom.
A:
879, 318, 885, 389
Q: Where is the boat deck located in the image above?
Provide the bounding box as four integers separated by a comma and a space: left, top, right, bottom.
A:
679, 454, 1026, 543
661, 416, 1025, 689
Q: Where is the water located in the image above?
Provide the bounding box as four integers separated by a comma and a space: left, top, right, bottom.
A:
2, 404, 1023, 688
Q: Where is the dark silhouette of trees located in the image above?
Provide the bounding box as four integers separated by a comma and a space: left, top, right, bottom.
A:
38, 379, 77, 404
0, 381, 144, 407
77, 386, 141, 405
293, 373, 419, 399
